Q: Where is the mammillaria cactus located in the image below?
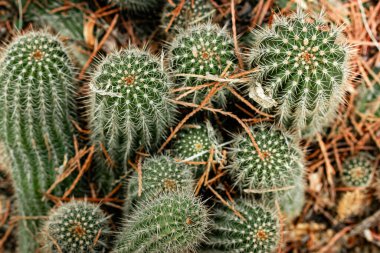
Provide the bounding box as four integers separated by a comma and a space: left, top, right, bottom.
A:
162, 0, 215, 32
229, 124, 304, 194
124, 155, 193, 213
43, 201, 110, 253
341, 153, 375, 187
89, 48, 177, 171
0, 31, 76, 252
168, 23, 237, 107
248, 10, 353, 137
115, 191, 209, 253
206, 200, 280, 252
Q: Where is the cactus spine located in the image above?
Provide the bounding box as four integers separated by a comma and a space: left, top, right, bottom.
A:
0, 31, 76, 252
115, 191, 209, 253
341, 153, 375, 187
248, 10, 353, 137
229, 124, 304, 193
207, 200, 280, 252
44, 201, 110, 253
89, 48, 177, 173
168, 23, 237, 107
124, 155, 193, 213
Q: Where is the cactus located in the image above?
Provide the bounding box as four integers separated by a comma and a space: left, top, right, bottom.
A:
206, 200, 280, 252
124, 155, 193, 213
341, 153, 374, 187
173, 121, 222, 162
277, 181, 305, 221
229, 124, 304, 193
43, 201, 110, 253
112, 0, 162, 12
168, 23, 237, 107
356, 66, 380, 118
0, 31, 76, 252
162, 0, 215, 32
248, 10, 353, 137
115, 191, 209, 253
88, 48, 177, 173
337, 190, 368, 220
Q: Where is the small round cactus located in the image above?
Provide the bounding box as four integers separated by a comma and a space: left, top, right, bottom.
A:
207, 200, 280, 252
115, 191, 209, 253
124, 155, 193, 213
229, 124, 304, 193
168, 23, 237, 107
276, 180, 305, 221
356, 68, 380, 118
173, 121, 222, 162
342, 153, 375, 187
162, 0, 215, 32
89, 48, 177, 170
44, 201, 110, 253
248, 11, 353, 137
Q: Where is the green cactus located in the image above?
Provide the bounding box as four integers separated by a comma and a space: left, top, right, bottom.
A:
88, 48, 177, 175
248, 11, 353, 137
168, 23, 237, 107
43, 201, 110, 253
162, 0, 215, 32
229, 124, 304, 193
342, 153, 375, 187
173, 121, 222, 162
112, 0, 162, 12
124, 155, 193, 213
0, 31, 76, 252
115, 191, 209, 253
206, 200, 280, 252
356, 67, 380, 118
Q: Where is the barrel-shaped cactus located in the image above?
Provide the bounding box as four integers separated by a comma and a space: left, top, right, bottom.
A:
43, 201, 110, 253
248, 11, 353, 137
115, 191, 209, 253
342, 153, 375, 187
162, 0, 215, 32
229, 124, 304, 193
89, 48, 177, 171
168, 23, 237, 107
0, 31, 76, 252
207, 200, 280, 252
124, 155, 193, 213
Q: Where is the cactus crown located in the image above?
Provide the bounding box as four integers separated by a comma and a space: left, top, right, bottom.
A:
248, 10, 353, 137
44, 201, 110, 253
162, 0, 215, 31
89, 47, 177, 168
207, 200, 280, 252
169, 23, 237, 107
229, 124, 304, 193
116, 191, 209, 253
342, 153, 374, 187
173, 121, 222, 162
124, 155, 193, 213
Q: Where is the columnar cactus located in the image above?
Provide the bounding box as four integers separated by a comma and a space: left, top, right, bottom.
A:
43, 201, 110, 253
229, 124, 304, 193
115, 191, 209, 253
342, 153, 375, 187
168, 23, 237, 107
248, 11, 353, 137
162, 0, 215, 32
124, 155, 193, 213
173, 122, 222, 162
0, 31, 76, 252
89, 48, 177, 171
207, 200, 280, 252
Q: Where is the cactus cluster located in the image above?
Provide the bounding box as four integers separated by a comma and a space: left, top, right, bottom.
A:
115, 191, 209, 253
341, 153, 374, 187
89, 48, 177, 170
229, 124, 304, 193
248, 11, 353, 137
0, 31, 76, 252
169, 23, 237, 107
44, 201, 110, 253
124, 155, 193, 213
207, 200, 280, 252
162, 0, 215, 32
